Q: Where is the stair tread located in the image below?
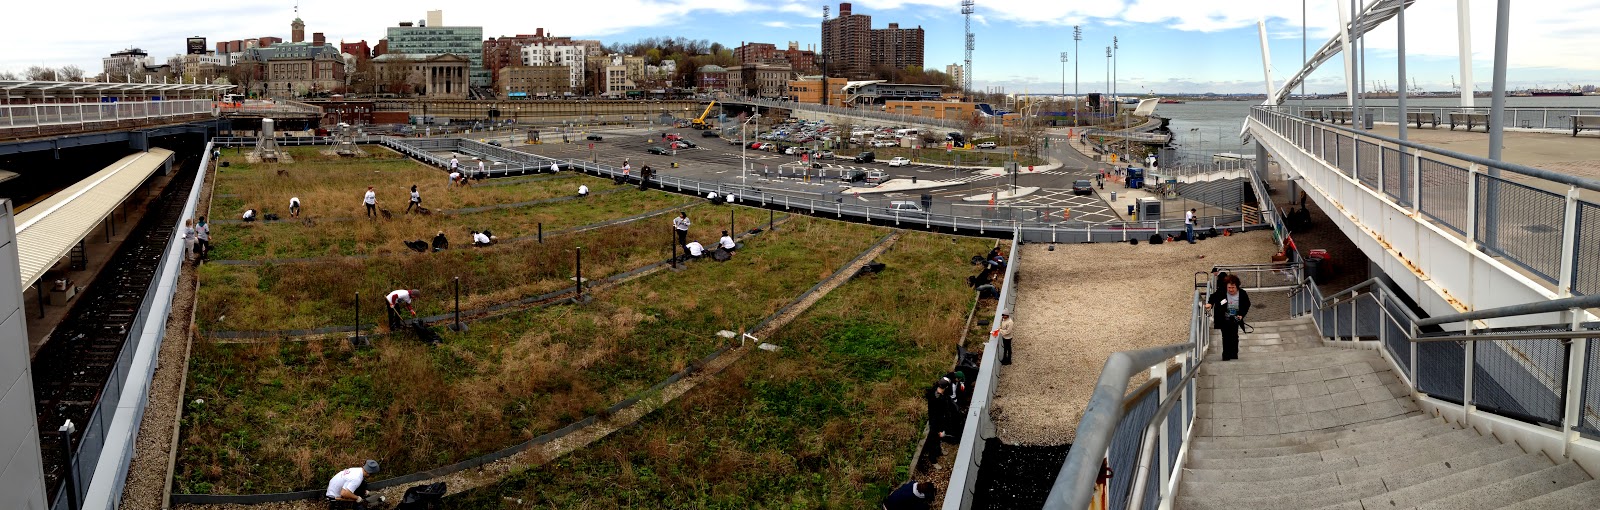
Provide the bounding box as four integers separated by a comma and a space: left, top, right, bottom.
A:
1185, 428, 1479, 471
1190, 414, 1430, 449
1497, 478, 1600, 510
1412, 461, 1591, 510
1356, 452, 1554, 509
1181, 436, 1512, 498
1188, 419, 1458, 460
1176, 476, 1386, 510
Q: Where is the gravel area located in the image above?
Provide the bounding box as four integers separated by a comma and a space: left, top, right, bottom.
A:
171, 230, 901, 510
991, 231, 1278, 446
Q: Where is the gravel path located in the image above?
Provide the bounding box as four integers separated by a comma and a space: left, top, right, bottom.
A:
170, 231, 902, 510
991, 231, 1277, 445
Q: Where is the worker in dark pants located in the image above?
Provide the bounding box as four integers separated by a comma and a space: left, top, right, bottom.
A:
673, 211, 691, 246
386, 288, 419, 331
996, 312, 1014, 365
882, 480, 937, 510
1206, 275, 1251, 361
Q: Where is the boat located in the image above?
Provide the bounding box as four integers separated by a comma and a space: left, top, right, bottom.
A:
1159, 99, 1183, 104
1529, 89, 1583, 96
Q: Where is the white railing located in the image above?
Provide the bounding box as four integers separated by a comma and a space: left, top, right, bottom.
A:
0, 99, 215, 131
943, 228, 1021, 510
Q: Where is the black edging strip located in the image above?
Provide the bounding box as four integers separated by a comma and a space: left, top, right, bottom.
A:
171, 218, 887, 505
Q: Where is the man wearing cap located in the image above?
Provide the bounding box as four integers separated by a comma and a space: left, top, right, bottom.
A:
882, 480, 937, 510
325, 459, 381, 508
996, 312, 1014, 365
386, 289, 419, 331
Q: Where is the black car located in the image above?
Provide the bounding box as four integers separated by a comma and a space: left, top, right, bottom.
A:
488, 140, 503, 147
647, 146, 670, 155
1072, 179, 1094, 195
839, 169, 867, 182
853, 151, 876, 163
586, 134, 604, 141
702, 130, 720, 137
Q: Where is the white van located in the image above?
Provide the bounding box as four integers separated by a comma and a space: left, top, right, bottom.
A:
888, 200, 926, 216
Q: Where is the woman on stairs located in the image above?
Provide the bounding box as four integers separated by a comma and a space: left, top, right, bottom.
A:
1205, 274, 1251, 361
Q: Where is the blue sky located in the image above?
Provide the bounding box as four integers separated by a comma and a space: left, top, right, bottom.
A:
6, 0, 1599, 94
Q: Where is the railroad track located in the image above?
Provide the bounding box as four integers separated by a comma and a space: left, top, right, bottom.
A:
31, 155, 197, 503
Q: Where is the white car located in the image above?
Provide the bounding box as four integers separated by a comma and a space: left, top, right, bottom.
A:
887, 157, 911, 167
976, 141, 997, 149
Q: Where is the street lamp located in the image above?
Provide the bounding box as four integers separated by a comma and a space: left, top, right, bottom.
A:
740, 113, 761, 184
1060, 51, 1068, 97
1074, 25, 1082, 127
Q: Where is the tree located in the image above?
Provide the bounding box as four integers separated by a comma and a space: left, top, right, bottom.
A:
227, 60, 263, 97
58, 65, 85, 82
166, 56, 187, 79
25, 65, 58, 81
0, 70, 18, 80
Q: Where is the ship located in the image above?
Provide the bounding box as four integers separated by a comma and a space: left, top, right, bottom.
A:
1529, 89, 1583, 96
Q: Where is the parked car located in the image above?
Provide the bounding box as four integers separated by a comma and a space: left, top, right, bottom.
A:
888, 200, 926, 217
749, 142, 764, 149
887, 157, 911, 167
853, 151, 876, 163
586, 134, 604, 141
976, 141, 997, 149
664, 133, 683, 141
817, 151, 835, 159
488, 140, 503, 147
702, 130, 720, 137
647, 146, 670, 155
728, 139, 743, 145
865, 170, 891, 184
785, 146, 804, 155
671, 140, 696, 149
839, 169, 867, 182
1073, 179, 1094, 195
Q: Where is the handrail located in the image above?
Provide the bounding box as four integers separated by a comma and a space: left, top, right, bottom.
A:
1416, 293, 1600, 328
1255, 106, 1600, 194
1042, 342, 1194, 510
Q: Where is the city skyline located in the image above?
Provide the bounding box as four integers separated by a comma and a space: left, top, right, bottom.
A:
5, 0, 1599, 94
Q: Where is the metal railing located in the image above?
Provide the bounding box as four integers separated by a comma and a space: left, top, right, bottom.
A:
942, 229, 1021, 509
1251, 106, 1600, 296
0, 99, 215, 131
1287, 104, 1600, 132
375, 137, 1268, 242
57, 145, 210, 510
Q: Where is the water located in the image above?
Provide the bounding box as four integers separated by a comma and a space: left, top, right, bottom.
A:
1152, 96, 1600, 155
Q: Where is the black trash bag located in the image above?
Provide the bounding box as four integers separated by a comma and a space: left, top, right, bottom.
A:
853, 261, 887, 278
711, 247, 733, 261
1149, 234, 1165, 245
404, 240, 429, 253
410, 321, 443, 346
397, 482, 447, 510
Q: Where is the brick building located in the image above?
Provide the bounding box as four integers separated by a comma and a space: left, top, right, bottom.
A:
821, 3, 923, 79
497, 65, 573, 97
728, 63, 794, 98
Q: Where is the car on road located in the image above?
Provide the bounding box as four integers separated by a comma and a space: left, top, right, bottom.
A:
702, 130, 720, 137
839, 169, 867, 182
816, 151, 835, 159
1073, 179, 1094, 196
785, 146, 806, 155
488, 140, 503, 147
664, 133, 683, 141
749, 142, 764, 149
975, 141, 996, 149
647, 146, 670, 155
586, 134, 604, 141
887, 157, 911, 167
728, 139, 743, 145
670, 140, 697, 149
865, 170, 891, 184
888, 200, 926, 217
853, 151, 876, 163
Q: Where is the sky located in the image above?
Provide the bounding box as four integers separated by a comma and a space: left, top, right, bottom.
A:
5, 0, 1599, 94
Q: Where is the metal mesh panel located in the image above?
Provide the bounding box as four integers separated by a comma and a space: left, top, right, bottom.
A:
1381, 147, 1411, 207
1108, 387, 1159, 510
1382, 299, 1413, 377
1320, 128, 1335, 166
1472, 337, 1567, 426
1336, 134, 1356, 176
1416, 340, 1466, 403
1356, 140, 1381, 188
1578, 338, 1600, 439
1573, 202, 1600, 297
1474, 174, 1565, 284
1418, 158, 1470, 235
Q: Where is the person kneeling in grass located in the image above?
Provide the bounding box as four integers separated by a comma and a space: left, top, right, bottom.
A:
325, 460, 383, 508
684, 240, 706, 259
718, 230, 738, 251
472, 230, 495, 247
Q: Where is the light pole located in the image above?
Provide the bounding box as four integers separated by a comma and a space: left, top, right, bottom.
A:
740, 113, 760, 184
1060, 52, 1068, 97
1074, 25, 1082, 126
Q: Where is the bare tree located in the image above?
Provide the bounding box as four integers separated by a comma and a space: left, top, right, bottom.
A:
58, 65, 84, 81
25, 65, 58, 81
166, 56, 187, 79
0, 70, 18, 80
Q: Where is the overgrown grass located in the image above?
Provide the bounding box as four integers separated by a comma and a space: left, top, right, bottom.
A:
442, 231, 991, 509
196, 205, 779, 332
176, 216, 887, 494
208, 186, 692, 260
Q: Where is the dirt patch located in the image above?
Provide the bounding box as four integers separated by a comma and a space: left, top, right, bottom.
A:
991, 231, 1277, 445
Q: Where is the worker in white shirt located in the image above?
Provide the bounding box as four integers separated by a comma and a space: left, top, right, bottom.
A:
405, 185, 421, 214
363, 186, 377, 219
718, 230, 737, 251
578, 184, 589, 197
673, 212, 691, 246
242, 209, 257, 222
706, 191, 720, 203
448, 170, 461, 187
472, 230, 494, 247
550, 161, 560, 173
476, 159, 486, 179
289, 196, 301, 218
449, 156, 459, 173
684, 241, 706, 258
386, 288, 419, 330
324, 460, 381, 508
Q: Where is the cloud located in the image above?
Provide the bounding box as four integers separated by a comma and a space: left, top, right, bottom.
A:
762, 21, 797, 29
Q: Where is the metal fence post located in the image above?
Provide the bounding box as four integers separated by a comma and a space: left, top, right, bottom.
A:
59, 421, 78, 510
1563, 308, 1587, 452
451, 277, 462, 332
1559, 185, 1580, 297
1466, 164, 1480, 248
575, 247, 583, 301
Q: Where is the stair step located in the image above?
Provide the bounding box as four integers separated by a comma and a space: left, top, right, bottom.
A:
1498, 478, 1600, 510
1412, 461, 1592, 510
1199, 350, 1376, 376
1181, 429, 1493, 484
1186, 428, 1478, 470
1190, 414, 1431, 450
1355, 452, 1554, 509
1188, 418, 1457, 460
1176, 476, 1386, 510
1339, 439, 1523, 486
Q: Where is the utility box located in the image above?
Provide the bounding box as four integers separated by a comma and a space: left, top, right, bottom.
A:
1137, 197, 1163, 221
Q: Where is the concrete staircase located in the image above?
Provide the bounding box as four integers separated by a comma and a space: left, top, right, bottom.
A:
1175, 316, 1600, 509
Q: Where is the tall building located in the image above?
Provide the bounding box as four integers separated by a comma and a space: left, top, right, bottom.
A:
821, 3, 923, 79
821, 3, 872, 79
341, 41, 372, 59
385, 12, 488, 87
945, 64, 964, 89
734, 43, 780, 64
783, 42, 819, 74
522, 42, 588, 91
244, 26, 345, 97
483, 29, 599, 88
102, 48, 154, 78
